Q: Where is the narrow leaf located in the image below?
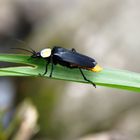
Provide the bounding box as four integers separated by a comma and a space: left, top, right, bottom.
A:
0, 54, 140, 92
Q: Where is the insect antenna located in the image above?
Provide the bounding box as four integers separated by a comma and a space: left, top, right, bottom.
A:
11, 38, 36, 54
11, 47, 35, 54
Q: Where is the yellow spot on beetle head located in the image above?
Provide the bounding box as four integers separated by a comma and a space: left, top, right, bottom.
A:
40, 48, 52, 58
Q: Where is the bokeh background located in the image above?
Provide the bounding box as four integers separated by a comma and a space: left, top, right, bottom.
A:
0, 0, 140, 140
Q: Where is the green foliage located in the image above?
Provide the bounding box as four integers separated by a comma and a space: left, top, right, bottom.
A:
0, 54, 140, 92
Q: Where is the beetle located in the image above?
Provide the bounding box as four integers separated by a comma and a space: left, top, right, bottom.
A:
14, 46, 103, 87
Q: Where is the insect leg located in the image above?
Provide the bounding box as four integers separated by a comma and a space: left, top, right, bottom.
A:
42, 60, 50, 76
49, 56, 54, 77
71, 48, 76, 52
79, 68, 96, 88
38, 60, 50, 76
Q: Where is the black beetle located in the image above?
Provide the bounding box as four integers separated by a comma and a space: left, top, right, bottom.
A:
14, 46, 102, 87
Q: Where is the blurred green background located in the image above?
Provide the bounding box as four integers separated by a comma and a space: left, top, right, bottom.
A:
0, 0, 140, 140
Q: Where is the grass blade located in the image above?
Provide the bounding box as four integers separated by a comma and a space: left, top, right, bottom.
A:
0, 54, 140, 92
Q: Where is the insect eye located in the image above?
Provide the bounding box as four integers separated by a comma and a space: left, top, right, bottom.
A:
31, 52, 40, 58
36, 52, 40, 56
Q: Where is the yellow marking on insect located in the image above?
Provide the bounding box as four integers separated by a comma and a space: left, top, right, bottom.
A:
90, 65, 103, 72
40, 48, 52, 58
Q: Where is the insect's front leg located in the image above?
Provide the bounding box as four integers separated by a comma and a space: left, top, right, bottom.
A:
39, 60, 50, 76
43, 61, 50, 75
49, 55, 54, 77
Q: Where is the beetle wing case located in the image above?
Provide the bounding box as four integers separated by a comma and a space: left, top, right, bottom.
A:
52, 47, 97, 68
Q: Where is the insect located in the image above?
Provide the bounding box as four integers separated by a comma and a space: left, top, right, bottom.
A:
14, 46, 103, 87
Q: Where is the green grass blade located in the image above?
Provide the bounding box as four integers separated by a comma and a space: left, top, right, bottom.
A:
0, 54, 140, 92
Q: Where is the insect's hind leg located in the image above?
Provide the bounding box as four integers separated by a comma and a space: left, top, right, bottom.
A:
71, 48, 76, 52
79, 68, 96, 88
